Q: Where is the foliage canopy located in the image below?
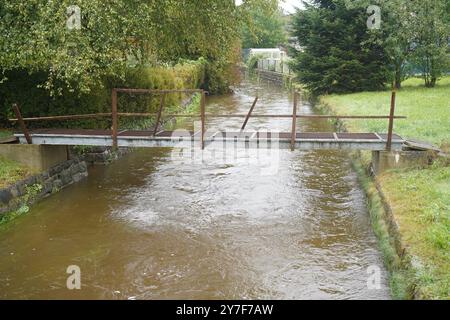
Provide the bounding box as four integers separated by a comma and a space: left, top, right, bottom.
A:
241, 7, 287, 49
0, 0, 278, 94
291, 0, 450, 93
291, 0, 389, 94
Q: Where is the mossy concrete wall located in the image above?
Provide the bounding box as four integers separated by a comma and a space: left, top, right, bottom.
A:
372, 151, 433, 175
0, 145, 68, 172
0, 157, 88, 216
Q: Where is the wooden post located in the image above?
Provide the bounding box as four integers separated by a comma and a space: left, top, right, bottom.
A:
112, 89, 118, 149
386, 89, 396, 151
200, 90, 206, 150
153, 93, 166, 136
241, 96, 258, 130
290, 91, 298, 151
12, 103, 32, 144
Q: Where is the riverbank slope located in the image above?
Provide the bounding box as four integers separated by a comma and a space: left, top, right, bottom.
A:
319, 77, 450, 299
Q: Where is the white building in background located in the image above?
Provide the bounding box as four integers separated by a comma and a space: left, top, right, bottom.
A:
249, 48, 287, 60
249, 48, 292, 75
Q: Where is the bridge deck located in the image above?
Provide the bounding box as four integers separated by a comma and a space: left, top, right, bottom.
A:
15, 129, 404, 151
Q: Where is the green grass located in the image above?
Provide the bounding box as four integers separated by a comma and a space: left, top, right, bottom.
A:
168, 92, 201, 130
0, 129, 13, 139
319, 77, 450, 300
320, 77, 450, 148
378, 164, 450, 299
352, 159, 414, 299
0, 157, 30, 189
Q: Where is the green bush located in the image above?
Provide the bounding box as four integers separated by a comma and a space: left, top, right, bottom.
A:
246, 54, 264, 70
0, 70, 109, 127
0, 59, 206, 129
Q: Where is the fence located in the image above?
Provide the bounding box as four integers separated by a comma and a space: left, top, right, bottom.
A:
11, 89, 405, 152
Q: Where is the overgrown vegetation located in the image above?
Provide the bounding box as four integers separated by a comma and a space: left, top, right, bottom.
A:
379, 163, 450, 299
291, 0, 450, 94
352, 159, 414, 300
246, 54, 265, 70
0, 129, 12, 139
318, 76, 450, 300
0, 183, 43, 226
0, 162, 39, 227
0, 0, 282, 131
0, 157, 31, 189
115, 60, 206, 130
0, 59, 206, 129
320, 77, 450, 148
167, 93, 202, 131
291, 0, 390, 94
0, 0, 278, 100
241, 7, 287, 49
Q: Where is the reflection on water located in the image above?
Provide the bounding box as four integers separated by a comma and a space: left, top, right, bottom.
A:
0, 78, 390, 300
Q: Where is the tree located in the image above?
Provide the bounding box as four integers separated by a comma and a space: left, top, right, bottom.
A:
347, 0, 415, 89
291, 0, 389, 95
364, 0, 416, 89
0, 0, 150, 94
241, 7, 287, 48
410, 0, 449, 87
0, 0, 278, 95
348, 0, 449, 89
378, 0, 416, 89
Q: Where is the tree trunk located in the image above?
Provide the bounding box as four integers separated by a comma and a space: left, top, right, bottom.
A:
394, 60, 403, 89
429, 57, 438, 88
430, 77, 437, 87
394, 69, 402, 89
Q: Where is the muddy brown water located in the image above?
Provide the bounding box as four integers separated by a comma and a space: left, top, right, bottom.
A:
0, 79, 390, 299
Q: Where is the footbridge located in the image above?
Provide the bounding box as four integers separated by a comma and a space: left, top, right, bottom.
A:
10, 88, 406, 152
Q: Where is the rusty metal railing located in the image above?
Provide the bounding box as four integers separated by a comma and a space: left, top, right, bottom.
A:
110, 88, 207, 149
10, 88, 404, 151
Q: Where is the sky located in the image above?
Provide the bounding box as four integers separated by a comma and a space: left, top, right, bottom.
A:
279, 0, 304, 14
235, 1, 305, 14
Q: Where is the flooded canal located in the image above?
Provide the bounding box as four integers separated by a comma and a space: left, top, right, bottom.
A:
0, 78, 390, 299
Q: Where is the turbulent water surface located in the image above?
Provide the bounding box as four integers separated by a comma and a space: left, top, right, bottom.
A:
0, 79, 390, 299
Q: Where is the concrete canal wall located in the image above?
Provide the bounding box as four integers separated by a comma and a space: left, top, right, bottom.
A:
0, 144, 68, 172
0, 156, 88, 216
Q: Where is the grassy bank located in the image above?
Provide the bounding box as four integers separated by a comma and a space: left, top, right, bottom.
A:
321, 77, 450, 148
352, 159, 415, 299
319, 77, 450, 300
378, 163, 449, 299
0, 130, 12, 139
0, 157, 31, 189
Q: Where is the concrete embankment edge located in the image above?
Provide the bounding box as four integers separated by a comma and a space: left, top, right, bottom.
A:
314, 100, 421, 300
0, 157, 89, 218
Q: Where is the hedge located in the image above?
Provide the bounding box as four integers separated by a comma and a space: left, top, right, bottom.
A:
0, 58, 206, 130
